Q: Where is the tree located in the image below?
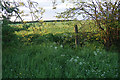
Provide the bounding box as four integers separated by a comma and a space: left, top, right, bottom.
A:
0, 0, 45, 22
55, 0, 120, 50
1, 0, 45, 47
1, 0, 23, 22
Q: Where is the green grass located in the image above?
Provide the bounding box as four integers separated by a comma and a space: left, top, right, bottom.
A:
2, 21, 119, 78
2, 42, 119, 78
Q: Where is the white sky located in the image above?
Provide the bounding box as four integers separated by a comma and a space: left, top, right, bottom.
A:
10, 0, 77, 21
10, 0, 116, 21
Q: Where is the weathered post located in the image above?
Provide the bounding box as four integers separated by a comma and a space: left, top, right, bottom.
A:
74, 25, 79, 47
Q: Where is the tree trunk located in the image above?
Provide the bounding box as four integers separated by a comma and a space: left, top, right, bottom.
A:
104, 27, 112, 50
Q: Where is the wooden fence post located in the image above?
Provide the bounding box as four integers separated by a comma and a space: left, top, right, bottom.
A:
74, 25, 79, 47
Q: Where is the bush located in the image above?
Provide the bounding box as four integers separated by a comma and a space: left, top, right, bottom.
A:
2, 19, 18, 47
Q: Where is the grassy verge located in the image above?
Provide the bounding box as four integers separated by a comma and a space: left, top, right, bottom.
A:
2, 42, 119, 78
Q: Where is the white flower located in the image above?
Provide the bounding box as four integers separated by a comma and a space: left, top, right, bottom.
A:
55, 46, 57, 49
50, 45, 53, 47
79, 62, 82, 65
101, 74, 104, 76
97, 49, 99, 51
94, 51, 97, 55
63, 33, 67, 36
97, 50, 99, 53
70, 58, 74, 62
70, 35, 72, 37
74, 59, 77, 62
76, 56, 79, 59
60, 45, 63, 48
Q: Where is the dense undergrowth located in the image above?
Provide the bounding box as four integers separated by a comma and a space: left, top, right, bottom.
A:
2, 21, 119, 78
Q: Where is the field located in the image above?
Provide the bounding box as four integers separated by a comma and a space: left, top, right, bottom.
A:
2, 21, 119, 78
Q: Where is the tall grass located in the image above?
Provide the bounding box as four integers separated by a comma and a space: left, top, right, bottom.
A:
2, 21, 119, 78
2, 42, 119, 78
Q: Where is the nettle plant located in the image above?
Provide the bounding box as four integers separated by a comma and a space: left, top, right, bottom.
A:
55, 0, 120, 50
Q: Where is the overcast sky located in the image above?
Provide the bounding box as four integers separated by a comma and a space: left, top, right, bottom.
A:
7, 0, 117, 21
10, 0, 77, 21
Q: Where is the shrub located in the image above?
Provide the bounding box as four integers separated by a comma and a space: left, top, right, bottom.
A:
2, 18, 18, 47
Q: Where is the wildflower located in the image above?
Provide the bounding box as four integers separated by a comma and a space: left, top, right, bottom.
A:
101, 74, 104, 76
115, 73, 118, 77
94, 51, 97, 55
28, 38, 31, 41
22, 35, 24, 37
74, 59, 77, 62
61, 54, 65, 56
60, 45, 63, 48
97, 49, 99, 51
70, 35, 72, 37
76, 56, 79, 59
96, 49, 99, 52
50, 45, 53, 47
55, 47, 57, 49
96, 38, 99, 40
70, 58, 74, 62
79, 62, 82, 65
30, 36, 33, 38
63, 33, 67, 36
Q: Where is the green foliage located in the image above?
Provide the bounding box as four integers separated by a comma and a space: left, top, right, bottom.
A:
2, 21, 119, 78
1, 0, 45, 22
2, 0, 120, 78
56, 0, 120, 50
2, 18, 19, 48
2, 42, 118, 78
